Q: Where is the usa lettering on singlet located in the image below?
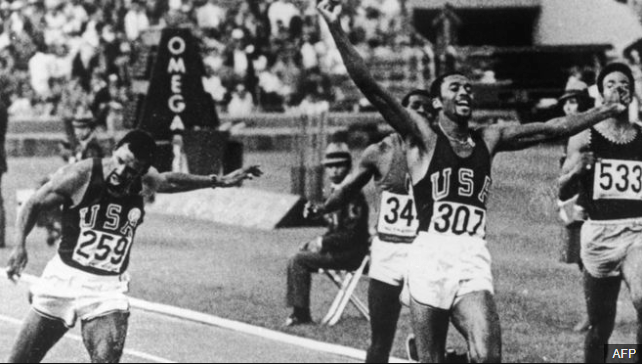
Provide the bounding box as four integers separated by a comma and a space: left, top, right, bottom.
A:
412, 129, 492, 239
580, 125, 642, 221
375, 135, 419, 243
58, 159, 145, 276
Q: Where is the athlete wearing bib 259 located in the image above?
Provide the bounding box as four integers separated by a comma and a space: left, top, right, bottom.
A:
59, 158, 145, 276
579, 125, 642, 278
408, 128, 492, 310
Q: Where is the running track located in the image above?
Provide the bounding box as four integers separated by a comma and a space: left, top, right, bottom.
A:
0, 277, 363, 363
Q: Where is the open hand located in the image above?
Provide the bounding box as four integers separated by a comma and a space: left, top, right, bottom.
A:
317, 0, 342, 25
214, 165, 263, 188
6, 246, 28, 283
303, 201, 324, 219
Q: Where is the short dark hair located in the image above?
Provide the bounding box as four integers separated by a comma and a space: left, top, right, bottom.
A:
401, 89, 432, 107
429, 72, 468, 99
597, 62, 635, 95
116, 130, 157, 167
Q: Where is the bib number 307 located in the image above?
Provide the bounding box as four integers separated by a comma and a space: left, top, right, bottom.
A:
594, 159, 642, 200
430, 202, 486, 239
72, 228, 132, 273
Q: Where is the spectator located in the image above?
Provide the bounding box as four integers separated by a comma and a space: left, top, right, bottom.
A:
195, 0, 226, 37
285, 142, 369, 326
227, 83, 254, 116
267, 0, 300, 39
124, 0, 149, 41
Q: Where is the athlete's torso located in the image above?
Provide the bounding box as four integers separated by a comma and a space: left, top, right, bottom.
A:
580, 124, 642, 220
58, 158, 146, 275
413, 128, 492, 239
374, 134, 419, 243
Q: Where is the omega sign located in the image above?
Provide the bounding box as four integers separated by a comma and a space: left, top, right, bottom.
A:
167, 36, 186, 132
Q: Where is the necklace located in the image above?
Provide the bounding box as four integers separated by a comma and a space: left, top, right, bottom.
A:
595, 124, 638, 145
438, 122, 476, 148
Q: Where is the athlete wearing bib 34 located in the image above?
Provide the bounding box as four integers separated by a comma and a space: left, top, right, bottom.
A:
5, 130, 263, 363
561, 63, 642, 363
318, 2, 626, 361
312, 91, 431, 362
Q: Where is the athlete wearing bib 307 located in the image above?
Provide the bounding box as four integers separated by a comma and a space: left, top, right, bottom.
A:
5, 130, 263, 363
319, 2, 626, 361
409, 128, 492, 310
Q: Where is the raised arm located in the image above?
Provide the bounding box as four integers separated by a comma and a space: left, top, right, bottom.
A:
317, 1, 431, 145
6, 164, 86, 281
143, 165, 263, 194
559, 131, 593, 198
483, 103, 625, 154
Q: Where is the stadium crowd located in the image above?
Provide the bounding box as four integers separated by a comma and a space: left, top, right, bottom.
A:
0, 0, 434, 124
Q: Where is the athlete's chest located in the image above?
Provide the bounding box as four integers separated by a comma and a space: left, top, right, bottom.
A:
75, 199, 145, 237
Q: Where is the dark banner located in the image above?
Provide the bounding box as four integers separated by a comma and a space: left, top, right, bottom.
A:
137, 28, 219, 140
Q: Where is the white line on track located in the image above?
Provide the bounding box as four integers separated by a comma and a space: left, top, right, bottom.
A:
0, 314, 176, 363
10, 272, 410, 363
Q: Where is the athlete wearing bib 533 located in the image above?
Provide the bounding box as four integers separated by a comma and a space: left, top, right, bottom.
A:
561, 63, 642, 363
5, 130, 263, 363
312, 89, 432, 363
317, 2, 627, 361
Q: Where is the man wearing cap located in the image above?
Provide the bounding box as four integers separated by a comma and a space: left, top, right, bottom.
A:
65, 110, 104, 164
560, 63, 642, 363
285, 142, 370, 326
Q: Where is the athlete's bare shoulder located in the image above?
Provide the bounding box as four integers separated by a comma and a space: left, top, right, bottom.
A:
43, 159, 93, 205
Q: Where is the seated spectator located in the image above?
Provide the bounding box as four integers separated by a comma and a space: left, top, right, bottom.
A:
8, 83, 36, 118
195, 0, 226, 38
267, 0, 301, 39
285, 142, 370, 326
227, 83, 254, 116
124, 0, 149, 41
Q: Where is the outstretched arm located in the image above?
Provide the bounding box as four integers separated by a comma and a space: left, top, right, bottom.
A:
144, 166, 263, 194
317, 1, 432, 146
484, 103, 625, 154
7, 164, 85, 281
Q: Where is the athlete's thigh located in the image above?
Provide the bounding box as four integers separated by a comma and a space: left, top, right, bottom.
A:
409, 296, 450, 363
451, 291, 501, 362
81, 311, 130, 363
621, 245, 642, 301
8, 309, 69, 363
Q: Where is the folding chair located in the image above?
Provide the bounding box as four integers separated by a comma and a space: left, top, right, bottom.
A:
320, 255, 370, 326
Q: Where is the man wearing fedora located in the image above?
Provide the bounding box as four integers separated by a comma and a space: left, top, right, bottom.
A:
285, 141, 370, 326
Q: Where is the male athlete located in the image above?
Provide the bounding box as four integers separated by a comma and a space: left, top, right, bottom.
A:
307, 90, 432, 362
560, 63, 642, 363
5, 130, 262, 363
318, 2, 626, 362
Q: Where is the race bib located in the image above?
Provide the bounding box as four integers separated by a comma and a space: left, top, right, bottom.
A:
72, 228, 133, 273
593, 159, 642, 201
429, 201, 487, 239
377, 191, 419, 238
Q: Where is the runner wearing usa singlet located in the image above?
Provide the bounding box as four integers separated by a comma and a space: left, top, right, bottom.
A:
6, 130, 263, 363
313, 89, 432, 363
318, 3, 627, 361
561, 62, 642, 363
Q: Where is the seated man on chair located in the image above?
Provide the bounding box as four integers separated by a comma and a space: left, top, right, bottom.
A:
286, 142, 370, 326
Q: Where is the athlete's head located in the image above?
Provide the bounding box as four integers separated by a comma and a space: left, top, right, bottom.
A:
108, 130, 156, 195
322, 142, 352, 185
597, 62, 634, 106
430, 72, 473, 123
401, 89, 435, 122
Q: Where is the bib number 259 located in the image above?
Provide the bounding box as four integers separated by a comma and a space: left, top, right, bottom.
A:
73, 228, 132, 273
